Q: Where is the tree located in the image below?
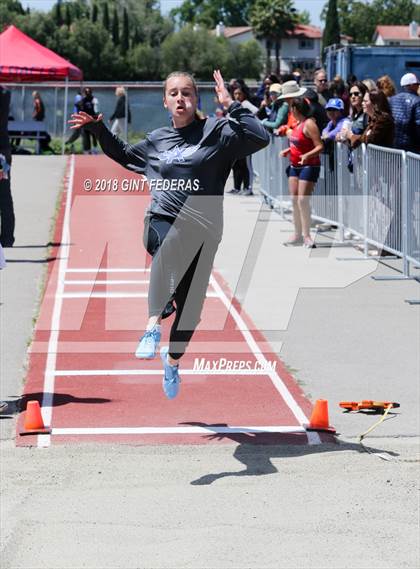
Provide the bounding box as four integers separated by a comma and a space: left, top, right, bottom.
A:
51, 19, 125, 80
296, 10, 311, 25
91, 3, 98, 23
121, 7, 129, 52
228, 40, 264, 80
128, 43, 162, 80
112, 5, 119, 45
0, 0, 25, 25
3, 0, 25, 15
161, 25, 233, 79
321, 0, 418, 44
250, 0, 296, 75
322, 0, 340, 52
65, 3, 72, 27
54, 1, 63, 26
102, 2, 110, 31
0, 0, 198, 80
170, 0, 254, 27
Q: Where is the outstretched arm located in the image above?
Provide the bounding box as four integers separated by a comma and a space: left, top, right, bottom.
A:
68, 112, 147, 175
213, 69, 270, 158
213, 69, 233, 110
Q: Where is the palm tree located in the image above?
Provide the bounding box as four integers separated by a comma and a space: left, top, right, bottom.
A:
250, 0, 296, 75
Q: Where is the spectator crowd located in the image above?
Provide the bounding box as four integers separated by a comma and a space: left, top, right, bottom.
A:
1, 69, 419, 252
219, 69, 419, 248
213, 69, 419, 199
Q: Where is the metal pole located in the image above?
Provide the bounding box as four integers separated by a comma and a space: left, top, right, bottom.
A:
53, 86, 58, 137
337, 142, 344, 243
21, 85, 25, 120
124, 86, 128, 142
62, 77, 69, 155
362, 144, 369, 257
401, 151, 409, 277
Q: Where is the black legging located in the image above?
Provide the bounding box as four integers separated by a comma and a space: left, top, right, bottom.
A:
81, 128, 97, 152
0, 170, 15, 247
232, 156, 253, 191
144, 214, 219, 360
232, 157, 250, 190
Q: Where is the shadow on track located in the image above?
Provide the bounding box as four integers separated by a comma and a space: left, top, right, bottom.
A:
182, 421, 399, 486
0, 392, 111, 418
4, 257, 57, 263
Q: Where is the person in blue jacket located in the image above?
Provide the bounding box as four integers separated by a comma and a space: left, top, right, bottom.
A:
321, 98, 346, 141
389, 73, 420, 153
69, 70, 269, 400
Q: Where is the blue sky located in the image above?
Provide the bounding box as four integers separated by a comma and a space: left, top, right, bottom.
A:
20, 0, 326, 27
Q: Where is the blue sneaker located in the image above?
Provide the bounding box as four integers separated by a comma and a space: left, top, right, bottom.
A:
135, 326, 161, 359
160, 347, 180, 400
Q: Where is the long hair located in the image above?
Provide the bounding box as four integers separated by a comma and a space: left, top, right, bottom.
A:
349, 81, 367, 118
290, 97, 311, 118
368, 89, 392, 117
376, 75, 396, 98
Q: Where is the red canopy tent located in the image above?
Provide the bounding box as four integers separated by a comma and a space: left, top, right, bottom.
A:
0, 25, 83, 151
0, 24, 82, 82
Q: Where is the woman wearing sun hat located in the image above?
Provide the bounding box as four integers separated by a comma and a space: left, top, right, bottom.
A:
275, 80, 307, 136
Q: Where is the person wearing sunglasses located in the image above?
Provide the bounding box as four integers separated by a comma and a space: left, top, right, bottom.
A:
313, 69, 332, 107
341, 81, 368, 148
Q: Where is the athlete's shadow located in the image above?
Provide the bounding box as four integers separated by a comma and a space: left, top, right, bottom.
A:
182, 422, 399, 486
6, 392, 111, 414
4, 257, 57, 264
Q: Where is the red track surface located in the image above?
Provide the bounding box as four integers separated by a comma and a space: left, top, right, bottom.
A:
17, 155, 328, 447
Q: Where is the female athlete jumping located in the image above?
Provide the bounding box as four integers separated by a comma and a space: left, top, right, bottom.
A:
69, 70, 269, 399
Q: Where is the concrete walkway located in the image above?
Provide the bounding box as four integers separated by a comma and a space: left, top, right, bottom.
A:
0, 155, 418, 569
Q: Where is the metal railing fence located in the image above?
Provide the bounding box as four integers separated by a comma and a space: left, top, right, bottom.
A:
254, 136, 420, 280
406, 152, 420, 269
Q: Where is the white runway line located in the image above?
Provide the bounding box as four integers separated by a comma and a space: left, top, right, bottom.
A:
66, 268, 151, 273
58, 292, 219, 299
42, 189, 316, 443
38, 155, 76, 448
209, 275, 321, 445
63, 280, 150, 285
52, 426, 307, 436
54, 368, 272, 376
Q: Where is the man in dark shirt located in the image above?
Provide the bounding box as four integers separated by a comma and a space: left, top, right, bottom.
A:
314, 68, 333, 107
0, 85, 15, 247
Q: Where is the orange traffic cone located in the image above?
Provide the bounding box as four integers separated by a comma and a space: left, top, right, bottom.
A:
306, 399, 336, 433
20, 401, 51, 435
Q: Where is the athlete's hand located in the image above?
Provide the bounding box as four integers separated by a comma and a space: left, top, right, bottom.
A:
213, 69, 233, 110
280, 148, 290, 158
68, 111, 103, 129
298, 153, 308, 165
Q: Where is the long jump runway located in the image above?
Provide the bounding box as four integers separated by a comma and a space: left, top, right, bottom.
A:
17, 155, 325, 447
